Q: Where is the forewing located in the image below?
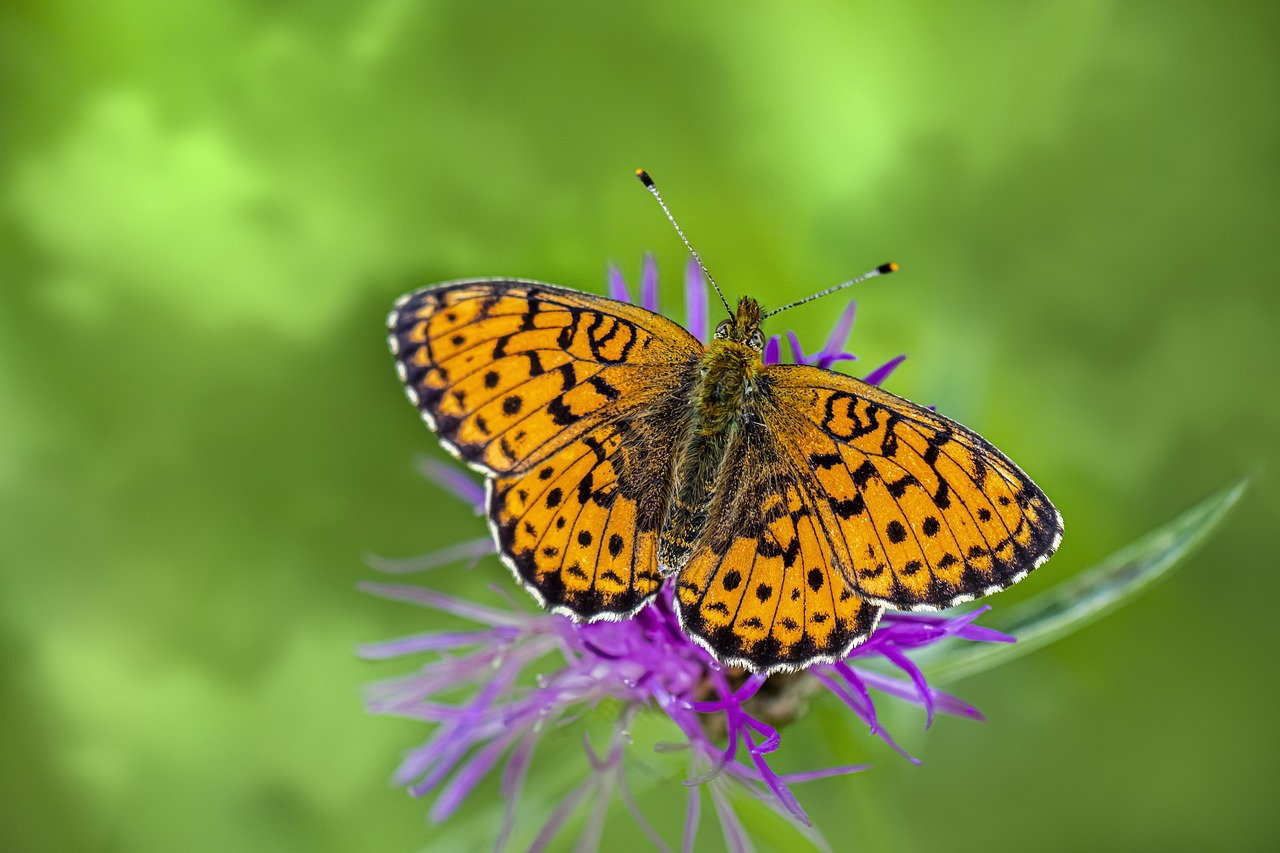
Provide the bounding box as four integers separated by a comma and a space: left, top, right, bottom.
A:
765, 364, 1063, 610
674, 421, 883, 672
388, 279, 702, 475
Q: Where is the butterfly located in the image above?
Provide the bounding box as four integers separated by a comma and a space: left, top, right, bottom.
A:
387, 172, 1062, 673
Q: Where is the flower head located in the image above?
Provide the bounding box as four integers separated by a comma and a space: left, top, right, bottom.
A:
362, 258, 1014, 851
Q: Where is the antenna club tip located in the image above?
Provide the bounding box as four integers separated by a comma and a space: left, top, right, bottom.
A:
878, 262, 899, 274
635, 169, 654, 187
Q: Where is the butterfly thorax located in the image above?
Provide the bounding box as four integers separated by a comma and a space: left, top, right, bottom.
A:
658, 298, 766, 571
695, 338, 761, 433
696, 296, 766, 437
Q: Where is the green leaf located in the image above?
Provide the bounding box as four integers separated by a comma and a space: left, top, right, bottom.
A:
919, 478, 1249, 684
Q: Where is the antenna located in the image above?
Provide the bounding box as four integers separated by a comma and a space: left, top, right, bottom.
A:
635, 169, 732, 315
762, 262, 899, 319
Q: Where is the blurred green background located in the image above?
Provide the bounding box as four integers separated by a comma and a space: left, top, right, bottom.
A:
2, 2, 1277, 851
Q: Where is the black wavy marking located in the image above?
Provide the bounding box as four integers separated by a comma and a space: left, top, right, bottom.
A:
819, 393, 882, 440
585, 312, 639, 363
550, 308, 640, 365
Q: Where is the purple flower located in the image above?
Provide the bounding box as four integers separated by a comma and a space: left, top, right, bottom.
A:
362, 259, 1013, 851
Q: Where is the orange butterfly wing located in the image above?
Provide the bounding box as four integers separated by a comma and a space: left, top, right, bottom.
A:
388, 279, 702, 619
765, 365, 1061, 610
388, 279, 701, 475
674, 363, 1061, 672
673, 418, 884, 671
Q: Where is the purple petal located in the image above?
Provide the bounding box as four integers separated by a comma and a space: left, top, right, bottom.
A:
417, 457, 486, 511
431, 729, 519, 822
641, 254, 659, 312
874, 608, 1015, 648
683, 754, 732, 787
709, 785, 756, 853
856, 669, 985, 722
389, 732, 446, 787
363, 537, 496, 574
357, 581, 527, 627
810, 671, 874, 730
686, 672, 766, 712
497, 734, 540, 852
779, 764, 872, 783
743, 730, 808, 824
618, 771, 675, 853
818, 665, 920, 761
954, 623, 1017, 644
409, 678, 509, 795
763, 335, 781, 365
813, 301, 859, 368
608, 264, 632, 303
577, 764, 618, 851
582, 732, 613, 772
737, 672, 768, 702
877, 610, 959, 628
685, 256, 709, 343
681, 783, 701, 853
941, 607, 1017, 644
863, 615, 951, 649
786, 330, 806, 364
819, 663, 880, 733
863, 354, 906, 387
732, 774, 834, 853
744, 716, 781, 755
879, 644, 936, 728
527, 779, 592, 853
405, 730, 470, 797
356, 626, 514, 659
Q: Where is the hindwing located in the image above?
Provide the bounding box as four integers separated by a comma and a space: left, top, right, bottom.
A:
674, 419, 884, 672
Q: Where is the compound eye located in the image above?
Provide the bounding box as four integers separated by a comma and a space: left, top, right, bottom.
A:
714, 320, 732, 339
748, 329, 765, 350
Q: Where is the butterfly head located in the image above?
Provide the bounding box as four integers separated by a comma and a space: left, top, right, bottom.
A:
714, 296, 766, 352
